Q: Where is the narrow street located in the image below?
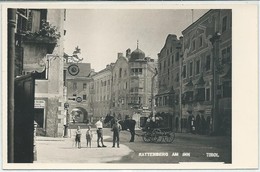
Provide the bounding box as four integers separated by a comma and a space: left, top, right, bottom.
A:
35, 127, 231, 163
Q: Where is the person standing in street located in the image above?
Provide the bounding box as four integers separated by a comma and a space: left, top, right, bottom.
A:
111, 119, 122, 148
75, 126, 81, 149
86, 125, 93, 148
95, 117, 107, 148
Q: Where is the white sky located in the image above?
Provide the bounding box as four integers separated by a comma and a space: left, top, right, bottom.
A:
64, 9, 208, 72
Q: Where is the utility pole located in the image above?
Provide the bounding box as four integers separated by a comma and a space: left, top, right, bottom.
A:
8, 9, 16, 163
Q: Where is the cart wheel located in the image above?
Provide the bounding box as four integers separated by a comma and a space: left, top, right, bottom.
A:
142, 132, 151, 143
152, 129, 163, 143
164, 132, 175, 143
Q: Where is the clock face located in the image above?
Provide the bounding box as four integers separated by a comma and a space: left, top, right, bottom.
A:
68, 64, 80, 76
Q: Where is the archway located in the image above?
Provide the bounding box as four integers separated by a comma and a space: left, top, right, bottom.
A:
70, 107, 88, 124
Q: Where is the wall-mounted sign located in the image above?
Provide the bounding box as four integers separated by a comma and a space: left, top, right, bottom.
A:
68, 64, 80, 76
35, 100, 45, 109
76, 97, 82, 103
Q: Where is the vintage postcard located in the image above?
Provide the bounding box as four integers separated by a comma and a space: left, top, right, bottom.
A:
1, 2, 258, 170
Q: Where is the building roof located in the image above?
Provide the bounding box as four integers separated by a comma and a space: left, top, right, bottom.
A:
182, 9, 212, 34
129, 47, 145, 62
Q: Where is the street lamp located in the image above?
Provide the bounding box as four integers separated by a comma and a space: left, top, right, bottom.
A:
209, 32, 221, 134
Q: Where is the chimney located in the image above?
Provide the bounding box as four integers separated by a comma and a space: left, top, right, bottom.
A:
117, 53, 123, 59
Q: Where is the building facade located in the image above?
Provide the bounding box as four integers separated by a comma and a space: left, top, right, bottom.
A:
91, 64, 113, 121
15, 9, 66, 137
111, 46, 157, 128
155, 34, 182, 132
180, 9, 232, 134
65, 62, 94, 123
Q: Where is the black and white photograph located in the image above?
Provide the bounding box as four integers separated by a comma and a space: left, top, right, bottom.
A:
2, 2, 258, 170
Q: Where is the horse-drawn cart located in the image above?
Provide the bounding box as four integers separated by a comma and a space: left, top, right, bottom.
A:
140, 114, 175, 143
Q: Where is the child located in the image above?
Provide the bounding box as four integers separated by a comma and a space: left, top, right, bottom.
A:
86, 125, 93, 148
75, 126, 81, 148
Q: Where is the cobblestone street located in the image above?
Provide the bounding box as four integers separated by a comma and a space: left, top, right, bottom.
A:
35, 128, 231, 163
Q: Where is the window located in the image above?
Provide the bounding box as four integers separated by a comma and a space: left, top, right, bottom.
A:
108, 79, 110, 85
196, 60, 200, 75
73, 82, 77, 90
104, 81, 106, 86
164, 61, 166, 71
83, 94, 87, 100
159, 62, 162, 72
183, 65, 187, 78
222, 16, 227, 32
176, 72, 179, 82
170, 47, 173, 53
223, 82, 231, 98
167, 49, 169, 55
192, 39, 196, 51
222, 49, 227, 64
119, 68, 122, 78
175, 52, 179, 62
196, 88, 205, 101
206, 88, 210, 101
83, 83, 87, 89
189, 62, 193, 76
172, 55, 174, 65
168, 58, 170, 66
131, 68, 143, 76
227, 47, 231, 63
206, 55, 211, 71
199, 36, 203, 47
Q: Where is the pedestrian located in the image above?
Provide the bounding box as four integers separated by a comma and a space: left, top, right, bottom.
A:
86, 125, 93, 148
95, 117, 107, 148
111, 119, 122, 148
75, 126, 81, 148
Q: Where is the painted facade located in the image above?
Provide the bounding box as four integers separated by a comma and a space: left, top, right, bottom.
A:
65, 63, 93, 123
181, 9, 231, 134
111, 47, 157, 128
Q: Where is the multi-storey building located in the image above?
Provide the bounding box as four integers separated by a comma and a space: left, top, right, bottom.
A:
91, 64, 113, 121
181, 9, 231, 134
65, 63, 93, 123
155, 34, 182, 132
111, 46, 157, 128
14, 9, 66, 137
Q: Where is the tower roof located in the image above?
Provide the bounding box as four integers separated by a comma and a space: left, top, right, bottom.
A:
129, 40, 145, 62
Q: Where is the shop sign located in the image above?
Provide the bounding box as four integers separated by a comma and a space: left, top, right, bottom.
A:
34, 100, 45, 108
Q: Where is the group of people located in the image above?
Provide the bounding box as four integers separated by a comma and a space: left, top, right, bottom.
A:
74, 117, 122, 149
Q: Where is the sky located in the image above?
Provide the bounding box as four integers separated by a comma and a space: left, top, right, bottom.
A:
64, 9, 209, 72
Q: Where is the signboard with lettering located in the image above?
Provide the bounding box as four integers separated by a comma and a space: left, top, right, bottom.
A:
34, 100, 45, 108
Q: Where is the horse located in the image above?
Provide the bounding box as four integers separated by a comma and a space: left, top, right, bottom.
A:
104, 114, 136, 142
